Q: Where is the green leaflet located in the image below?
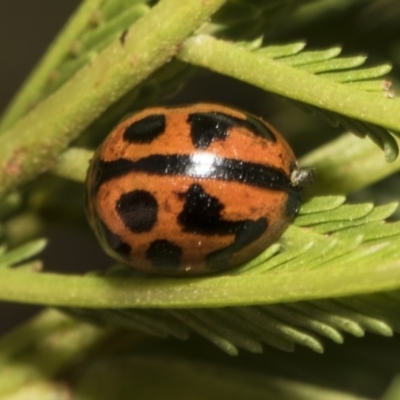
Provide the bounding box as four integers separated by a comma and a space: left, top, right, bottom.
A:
0, 239, 47, 268
259, 43, 397, 162
0, 306, 379, 400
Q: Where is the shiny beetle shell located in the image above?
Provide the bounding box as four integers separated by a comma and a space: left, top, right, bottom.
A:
85, 103, 310, 275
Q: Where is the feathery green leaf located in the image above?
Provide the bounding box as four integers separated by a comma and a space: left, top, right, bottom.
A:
180, 36, 399, 162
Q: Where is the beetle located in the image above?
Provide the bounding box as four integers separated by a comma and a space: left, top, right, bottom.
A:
85, 103, 312, 275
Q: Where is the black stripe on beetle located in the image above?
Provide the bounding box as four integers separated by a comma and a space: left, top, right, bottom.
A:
187, 111, 276, 149
94, 155, 300, 196
284, 192, 302, 219
123, 114, 166, 143
245, 113, 276, 142
207, 218, 268, 270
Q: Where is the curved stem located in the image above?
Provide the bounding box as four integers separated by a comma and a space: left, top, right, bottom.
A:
0, 249, 399, 308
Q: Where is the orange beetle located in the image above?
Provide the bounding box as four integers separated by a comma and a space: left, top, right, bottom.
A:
85, 104, 312, 275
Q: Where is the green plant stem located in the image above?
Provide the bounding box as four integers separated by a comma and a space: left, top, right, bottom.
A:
0, 309, 110, 398
0, 0, 103, 133
52, 147, 93, 182
0, 254, 399, 308
301, 133, 400, 196
0, 0, 226, 199
178, 35, 400, 134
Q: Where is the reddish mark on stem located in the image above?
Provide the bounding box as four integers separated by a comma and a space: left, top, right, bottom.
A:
4, 148, 27, 177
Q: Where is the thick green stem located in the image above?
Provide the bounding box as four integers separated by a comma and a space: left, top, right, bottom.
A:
52, 148, 93, 182
179, 35, 400, 134
0, 0, 226, 198
0, 255, 399, 308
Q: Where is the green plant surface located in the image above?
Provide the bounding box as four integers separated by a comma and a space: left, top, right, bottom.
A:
0, 257, 399, 309
1, 1, 400, 399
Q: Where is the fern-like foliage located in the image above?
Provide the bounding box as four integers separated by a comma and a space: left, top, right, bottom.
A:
251, 41, 398, 162
1, 197, 399, 355
2, 1, 400, 399
42, 2, 151, 99
47, 196, 400, 355
204, 0, 302, 40
0, 0, 398, 358
178, 34, 399, 162
65, 289, 400, 356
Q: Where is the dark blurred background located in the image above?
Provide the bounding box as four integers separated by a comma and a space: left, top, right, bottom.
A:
0, 0, 82, 333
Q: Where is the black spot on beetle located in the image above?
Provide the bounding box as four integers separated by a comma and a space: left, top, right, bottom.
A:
146, 239, 182, 270
177, 184, 268, 269
99, 220, 131, 257
123, 114, 166, 143
187, 111, 276, 149
116, 190, 158, 233
207, 218, 268, 270
245, 113, 276, 142
187, 112, 231, 149
178, 183, 235, 235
